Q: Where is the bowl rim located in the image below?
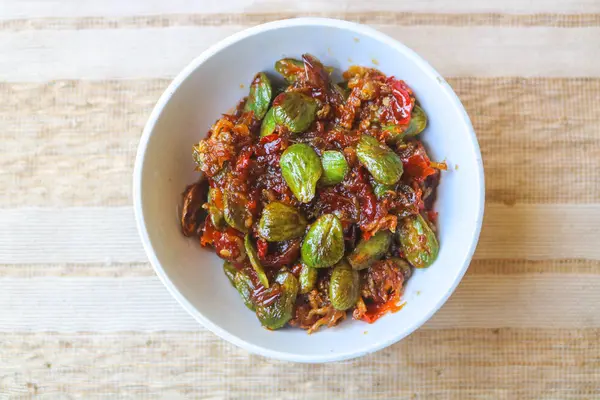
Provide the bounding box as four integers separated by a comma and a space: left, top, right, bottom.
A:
133, 17, 485, 363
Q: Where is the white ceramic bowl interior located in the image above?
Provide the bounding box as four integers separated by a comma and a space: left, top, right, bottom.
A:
134, 18, 484, 362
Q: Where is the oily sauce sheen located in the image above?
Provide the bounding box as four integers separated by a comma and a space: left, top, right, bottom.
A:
180, 54, 445, 333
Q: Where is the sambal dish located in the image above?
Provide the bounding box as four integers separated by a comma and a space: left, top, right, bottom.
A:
180, 54, 445, 333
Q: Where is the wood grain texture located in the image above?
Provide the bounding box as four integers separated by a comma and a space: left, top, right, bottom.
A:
2, 78, 599, 207
0, 208, 144, 264
1, 329, 598, 399
2, 26, 600, 82
0, 80, 166, 207
453, 77, 600, 205
2, 205, 599, 265
1, 271, 599, 331
2, 259, 599, 278
0, 263, 153, 278
476, 204, 600, 260
2, 0, 600, 397
3, 13, 600, 31
2, 0, 600, 20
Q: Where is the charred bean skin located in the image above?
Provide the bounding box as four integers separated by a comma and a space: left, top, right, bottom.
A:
301, 214, 345, 269
233, 270, 256, 311
320, 150, 349, 186
356, 135, 403, 185
258, 202, 307, 242
329, 261, 360, 311
383, 105, 428, 144
299, 263, 318, 294
260, 107, 277, 137
397, 213, 439, 269
223, 190, 251, 233
280, 143, 322, 203
347, 231, 392, 270
275, 58, 305, 83
272, 92, 317, 133
372, 181, 396, 199
244, 72, 272, 120
206, 187, 225, 229
244, 235, 269, 288
403, 105, 427, 137
255, 269, 299, 330
223, 261, 237, 286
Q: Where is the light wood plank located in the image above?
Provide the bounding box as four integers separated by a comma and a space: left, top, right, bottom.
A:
0, 1, 598, 397
0, 208, 145, 264
468, 259, 600, 275
1, 329, 597, 398
476, 204, 600, 260
3, 13, 600, 31
2, 205, 599, 265
0, 262, 154, 277
2, 0, 599, 20
3, 259, 600, 278
0, 272, 599, 331
458, 78, 600, 205
1, 78, 599, 206
1, 26, 600, 82
0, 80, 167, 207
0, 26, 238, 81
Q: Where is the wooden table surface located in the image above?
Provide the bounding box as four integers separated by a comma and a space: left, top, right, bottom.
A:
1, 0, 599, 398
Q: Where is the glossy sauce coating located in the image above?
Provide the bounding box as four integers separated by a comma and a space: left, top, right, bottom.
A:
181, 55, 443, 332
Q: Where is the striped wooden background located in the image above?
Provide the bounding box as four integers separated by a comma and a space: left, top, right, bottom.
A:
1, 0, 600, 398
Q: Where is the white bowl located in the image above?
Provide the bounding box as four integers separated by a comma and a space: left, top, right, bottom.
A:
133, 18, 484, 363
